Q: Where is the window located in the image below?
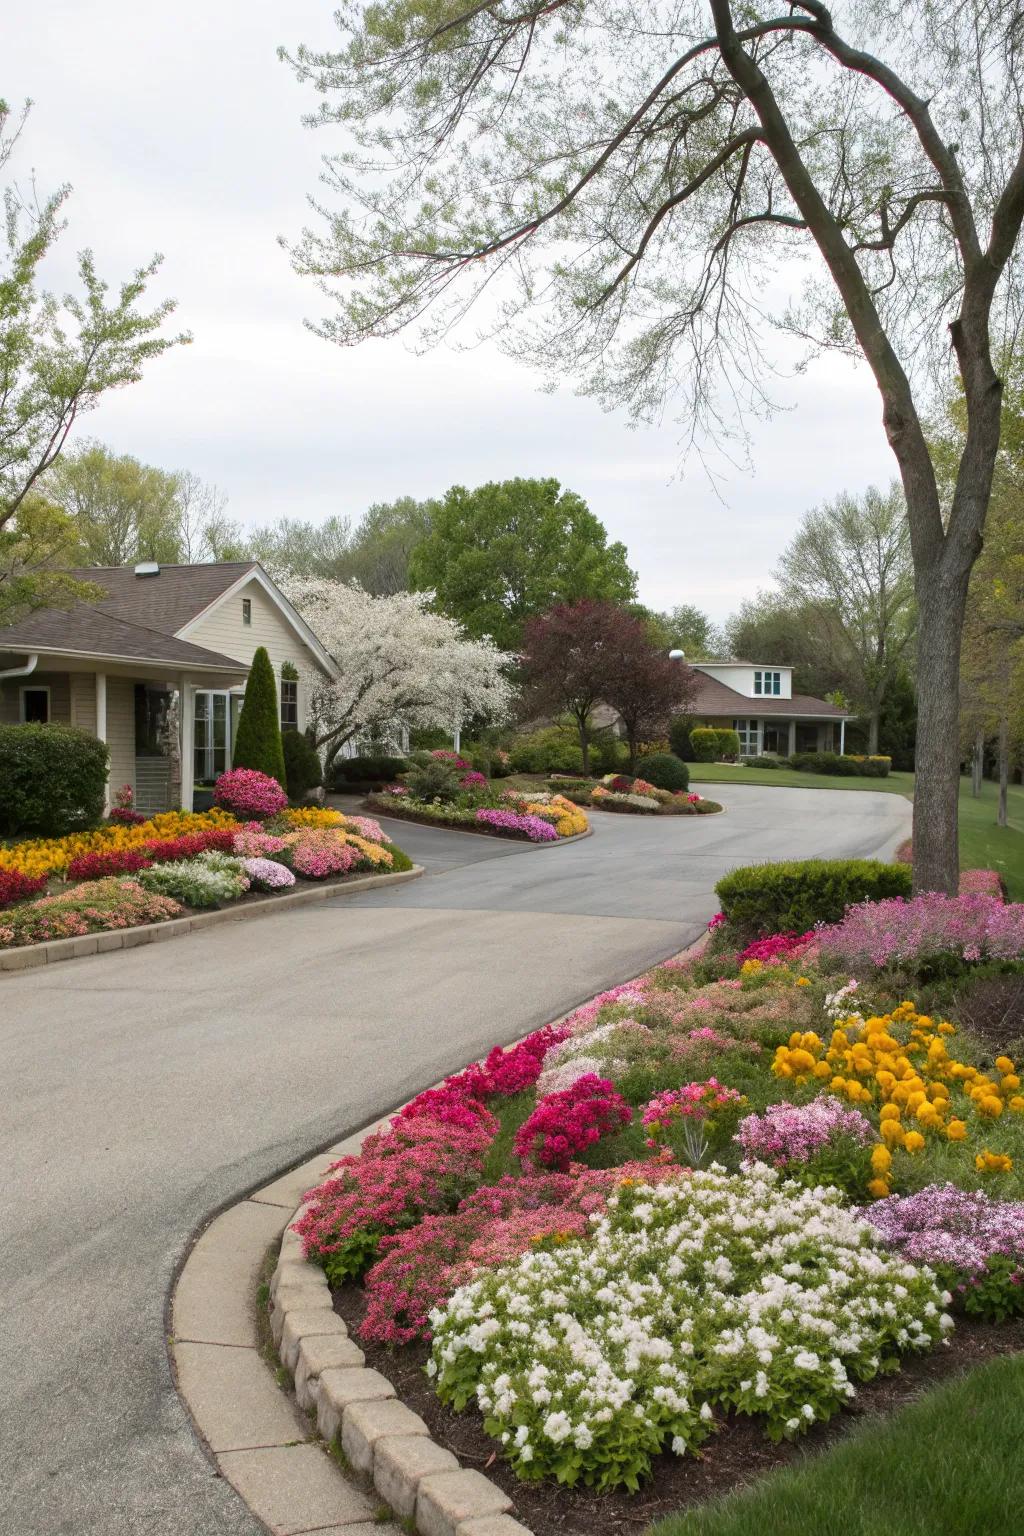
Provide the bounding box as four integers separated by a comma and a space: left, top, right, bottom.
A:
754, 669, 781, 696
280, 678, 298, 731
242, 597, 252, 626
732, 718, 760, 756
20, 686, 50, 723
194, 691, 230, 783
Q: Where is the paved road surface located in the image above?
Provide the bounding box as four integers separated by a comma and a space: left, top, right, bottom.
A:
0, 784, 910, 1536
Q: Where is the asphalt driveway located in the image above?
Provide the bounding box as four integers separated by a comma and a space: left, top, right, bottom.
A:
0, 783, 910, 1536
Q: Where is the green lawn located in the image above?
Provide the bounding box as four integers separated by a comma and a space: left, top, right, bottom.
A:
690, 763, 916, 795
649, 1352, 1023, 1536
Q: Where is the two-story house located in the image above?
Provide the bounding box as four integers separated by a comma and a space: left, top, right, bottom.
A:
687, 661, 853, 757
0, 562, 337, 812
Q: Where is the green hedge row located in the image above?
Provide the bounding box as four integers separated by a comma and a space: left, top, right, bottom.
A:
715, 857, 911, 935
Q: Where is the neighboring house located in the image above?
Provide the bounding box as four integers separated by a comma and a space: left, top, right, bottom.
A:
0, 562, 337, 813
687, 661, 853, 757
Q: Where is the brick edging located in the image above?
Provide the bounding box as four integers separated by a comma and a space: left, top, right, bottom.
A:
0, 865, 425, 975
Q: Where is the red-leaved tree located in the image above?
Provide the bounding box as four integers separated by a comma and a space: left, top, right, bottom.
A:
603, 637, 697, 770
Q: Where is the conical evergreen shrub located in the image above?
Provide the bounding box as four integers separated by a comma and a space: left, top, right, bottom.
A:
231, 645, 286, 786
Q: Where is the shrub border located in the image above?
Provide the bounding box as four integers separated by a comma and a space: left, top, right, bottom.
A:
361, 796, 594, 844
0, 865, 424, 975
169, 933, 710, 1536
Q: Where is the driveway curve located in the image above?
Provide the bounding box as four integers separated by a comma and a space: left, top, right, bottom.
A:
0, 784, 909, 1536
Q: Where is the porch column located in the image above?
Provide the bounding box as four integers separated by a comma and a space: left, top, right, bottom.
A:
95, 672, 109, 812
453, 726, 461, 753
839, 718, 846, 755
787, 719, 797, 756
179, 674, 194, 811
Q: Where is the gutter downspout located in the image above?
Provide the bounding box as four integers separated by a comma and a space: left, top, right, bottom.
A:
0, 653, 39, 684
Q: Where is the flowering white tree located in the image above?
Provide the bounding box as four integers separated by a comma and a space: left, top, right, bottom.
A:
285, 577, 514, 766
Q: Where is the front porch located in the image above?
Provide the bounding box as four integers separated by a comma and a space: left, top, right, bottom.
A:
729, 716, 847, 758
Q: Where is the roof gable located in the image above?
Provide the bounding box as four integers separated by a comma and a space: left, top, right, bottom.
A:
67, 562, 258, 635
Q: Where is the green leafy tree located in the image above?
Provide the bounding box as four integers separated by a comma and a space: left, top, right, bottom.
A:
46, 441, 182, 565
0, 494, 96, 624
0, 99, 186, 529
641, 603, 721, 660
346, 495, 436, 593
409, 478, 635, 650
231, 646, 286, 786
284, 0, 1024, 895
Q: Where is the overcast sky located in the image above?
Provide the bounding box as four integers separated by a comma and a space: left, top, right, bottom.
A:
7, 1, 897, 623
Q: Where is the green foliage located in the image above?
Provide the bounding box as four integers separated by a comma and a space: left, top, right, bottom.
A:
690, 726, 738, 761
789, 751, 891, 777
408, 478, 636, 650
46, 441, 182, 565
0, 100, 187, 525
669, 714, 694, 761
715, 858, 912, 936
591, 733, 630, 774
231, 647, 287, 786
0, 723, 109, 836
635, 752, 689, 790
405, 757, 464, 802
509, 727, 585, 775
0, 495, 98, 624
385, 844, 414, 872
139, 852, 248, 908
282, 730, 323, 801
329, 754, 409, 789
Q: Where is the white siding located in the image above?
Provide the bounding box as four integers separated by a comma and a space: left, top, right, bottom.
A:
106, 677, 136, 798
693, 663, 793, 700
185, 578, 328, 730
69, 672, 97, 734
0, 671, 71, 724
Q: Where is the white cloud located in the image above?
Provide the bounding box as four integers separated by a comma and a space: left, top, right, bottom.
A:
7, 1, 896, 622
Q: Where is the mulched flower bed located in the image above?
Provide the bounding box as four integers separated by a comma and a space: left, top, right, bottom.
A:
333, 1281, 1024, 1536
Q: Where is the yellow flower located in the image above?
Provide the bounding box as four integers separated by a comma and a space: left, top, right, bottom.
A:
995, 1056, 1015, 1074
975, 1150, 1013, 1174
867, 1178, 891, 1199
1002, 1074, 1021, 1091
979, 1095, 1005, 1118
870, 1144, 892, 1174
796, 977, 811, 986
1010, 1096, 1024, 1113
903, 1131, 926, 1154
879, 1103, 901, 1122
946, 1119, 968, 1141
880, 1120, 906, 1147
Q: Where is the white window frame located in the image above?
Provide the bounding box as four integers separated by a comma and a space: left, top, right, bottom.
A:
242, 597, 252, 626
753, 670, 782, 697
19, 684, 51, 724
280, 677, 299, 732
732, 718, 761, 756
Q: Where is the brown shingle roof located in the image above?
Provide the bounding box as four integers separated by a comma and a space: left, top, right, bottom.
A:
0, 606, 248, 671
67, 562, 257, 633
689, 673, 851, 719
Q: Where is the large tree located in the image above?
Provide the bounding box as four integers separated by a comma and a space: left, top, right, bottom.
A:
284, 0, 1024, 895
777, 484, 916, 753
521, 600, 645, 773
603, 635, 698, 769
641, 603, 721, 660
284, 577, 513, 769
46, 441, 182, 566
0, 100, 185, 529
408, 478, 636, 650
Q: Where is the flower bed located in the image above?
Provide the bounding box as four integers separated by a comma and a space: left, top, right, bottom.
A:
292, 895, 1024, 1504
366, 787, 588, 841
0, 878, 183, 946
587, 776, 722, 816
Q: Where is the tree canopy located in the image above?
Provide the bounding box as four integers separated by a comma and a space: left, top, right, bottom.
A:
284, 0, 1024, 892
408, 477, 636, 650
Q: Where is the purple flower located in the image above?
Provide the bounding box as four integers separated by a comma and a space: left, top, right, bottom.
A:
737, 1096, 874, 1167
816, 892, 1024, 970
475, 809, 558, 842
861, 1183, 1024, 1276
241, 857, 296, 890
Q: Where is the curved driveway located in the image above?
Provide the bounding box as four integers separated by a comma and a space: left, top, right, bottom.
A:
0, 783, 909, 1536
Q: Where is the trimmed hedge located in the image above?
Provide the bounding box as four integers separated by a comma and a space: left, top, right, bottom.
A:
690, 726, 740, 761
635, 752, 690, 791
715, 857, 912, 936
509, 728, 585, 775
789, 751, 892, 778
0, 723, 109, 837
329, 755, 409, 790
282, 729, 323, 801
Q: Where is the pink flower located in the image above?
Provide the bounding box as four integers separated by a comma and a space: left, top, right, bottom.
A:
213, 768, 288, 820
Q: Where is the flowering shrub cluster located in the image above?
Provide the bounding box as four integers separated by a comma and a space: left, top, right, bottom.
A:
476, 808, 559, 841
429, 1170, 951, 1489
139, 827, 239, 863
278, 805, 346, 830
0, 878, 183, 946
0, 868, 47, 908
66, 848, 153, 880
242, 857, 296, 890
862, 1183, 1024, 1319
736, 931, 815, 965
817, 892, 1024, 971
108, 784, 147, 826
213, 768, 289, 819
232, 825, 290, 858
295, 1116, 495, 1283
0, 809, 238, 880
139, 852, 249, 908
737, 1097, 874, 1167
513, 1075, 632, 1170
643, 1080, 746, 1163
284, 829, 361, 879
958, 869, 1006, 899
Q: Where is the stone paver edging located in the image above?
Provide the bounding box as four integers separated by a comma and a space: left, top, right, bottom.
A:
172, 935, 709, 1536
0, 865, 424, 975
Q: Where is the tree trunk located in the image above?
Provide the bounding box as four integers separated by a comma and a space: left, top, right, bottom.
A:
972, 730, 985, 797
627, 732, 639, 773
912, 575, 970, 895
867, 709, 880, 756
578, 718, 590, 776
998, 714, 1009, 828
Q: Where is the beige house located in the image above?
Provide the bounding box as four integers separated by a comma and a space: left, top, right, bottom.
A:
0, 562, 337, 812
688, 661, 853, 756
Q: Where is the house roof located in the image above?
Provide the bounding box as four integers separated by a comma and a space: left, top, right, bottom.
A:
689, 672, 851, 719
0, 606, 249, 672
67, 562, 258, 633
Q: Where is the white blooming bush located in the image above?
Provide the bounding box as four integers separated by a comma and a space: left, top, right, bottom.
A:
428, 1167, 951, 1490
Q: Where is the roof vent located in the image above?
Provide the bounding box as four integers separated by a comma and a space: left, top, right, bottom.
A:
134, 561, 160, 577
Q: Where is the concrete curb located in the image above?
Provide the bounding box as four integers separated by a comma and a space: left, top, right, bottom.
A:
0, 865, 425, 975
171, 931, 711, 1536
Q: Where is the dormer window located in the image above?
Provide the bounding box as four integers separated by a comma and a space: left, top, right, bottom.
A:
242, 597, 252, 626
754, 669, 781, 696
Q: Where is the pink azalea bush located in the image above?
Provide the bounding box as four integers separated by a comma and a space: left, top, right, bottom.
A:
108, 783, 147, 826
958, 869, 1006, 900
283, 829, 360, 879
241, 857, 296, 890
642, 1079, 745, 1141
0, 878, 182, 947
293, 1115, 494, 1282
736, 930, 815, 965
213, 768, 288, 819
475, 807, 558, 842
232, 824, 289, 857
513, 1074, 632, 1169
737, 1096, 875, 1167
343, 814, 387, 844
816, 892, 1024, 970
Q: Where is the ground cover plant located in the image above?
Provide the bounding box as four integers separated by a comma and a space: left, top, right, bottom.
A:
293, 882, 1024, 1507
367, 767, 589, 841
0, 878, 183, 946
